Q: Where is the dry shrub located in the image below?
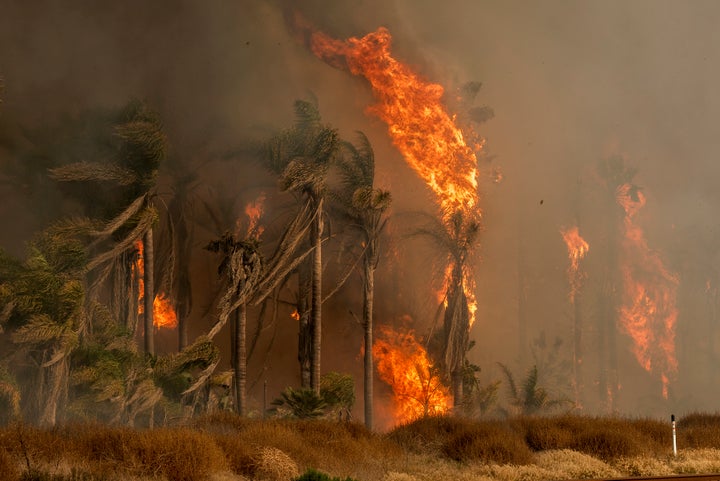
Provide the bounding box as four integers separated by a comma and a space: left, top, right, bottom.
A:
194, 411, 252, 434
53, 424, 228, 481
671, 448, 720, 474
678, 412, 720, 448
570, 424, 645, 460
388, 415, 532, 465
627, 417, 671, 454
214, 433, 257, 478
0, 447, 19, 481
515, 415, 583, 451
534, 449, 621, 479
132, 428, 228, 481
441, 421, 532, 465
253, 447, 299, 481
614, 455, 673, 477
387, 415, 476, 454
216, 418, 397, 478
382, 472, 417, 481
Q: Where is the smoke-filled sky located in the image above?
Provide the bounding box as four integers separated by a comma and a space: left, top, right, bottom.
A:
3, 0, 720, 421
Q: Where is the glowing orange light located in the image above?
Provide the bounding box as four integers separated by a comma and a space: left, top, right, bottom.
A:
616, 184, 678, 398
560, 226, 590, 303
373, 326, 451, 424
311, 28, 478, 221
311, 26, 481, 327
290, 309, 300, 321
243, 192, 266, 239
135, 240, 178, 330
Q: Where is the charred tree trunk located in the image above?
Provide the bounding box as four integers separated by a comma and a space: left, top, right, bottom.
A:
310, 199, 323, 393
234, 303, 247, 416
143, 228, 155, 356
444, 264, 469, 409
362, 250, 375, 430
176, 213, 192, 351
298, 260, 312, 388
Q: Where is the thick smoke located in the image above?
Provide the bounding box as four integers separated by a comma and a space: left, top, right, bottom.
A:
2, 0, 720, 423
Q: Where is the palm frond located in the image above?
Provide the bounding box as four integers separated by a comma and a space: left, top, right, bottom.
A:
91, 194, 147, 240
497, 362, 519, 405
86, 206, 155, 272
49, 161, 138, 185
12, 314, 67, 344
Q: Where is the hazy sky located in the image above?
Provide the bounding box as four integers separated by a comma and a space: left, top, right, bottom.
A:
2, 0, 720, 421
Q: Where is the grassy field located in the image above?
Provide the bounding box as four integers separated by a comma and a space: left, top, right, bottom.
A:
2, 412, 720, 481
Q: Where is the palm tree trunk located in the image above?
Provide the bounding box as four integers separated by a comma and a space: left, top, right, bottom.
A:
363, 255, 374, 430
310, 199, 323, 393
298, 261, 312, 388
143, 228, 155, 356
234, 303, 247, 416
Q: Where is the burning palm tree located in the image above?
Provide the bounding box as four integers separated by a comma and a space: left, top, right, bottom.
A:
309, 25, 486, 412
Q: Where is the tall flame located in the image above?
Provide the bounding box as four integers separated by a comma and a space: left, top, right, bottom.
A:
135, 240, 178, 329
373, 325, 452, 424
311, 27, 479, 220
616, 184, 678, 398
560, 226, 590, 303
241, 192, 266, 240
310, 26, 481, 328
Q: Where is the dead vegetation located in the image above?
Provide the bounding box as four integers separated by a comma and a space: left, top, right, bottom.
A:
1, 413, 720, 481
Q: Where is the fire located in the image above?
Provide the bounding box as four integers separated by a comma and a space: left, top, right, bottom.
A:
560, 226, 590, 303
616, 184, 678, 398
310, 26, 481, 329
290, 309, 300, 321
311, 28, 479, 220
242, 192, 266, 239
135, 240, 178, 329
373, 326, 452, 424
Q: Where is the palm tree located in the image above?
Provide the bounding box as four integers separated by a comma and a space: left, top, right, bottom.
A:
49, 100, 167, 356
0, 226, 87, 426
332, 132, 391, 429
205, 233, 262, 416
497, 363, 571, 416
203, 198, 318, 415
415, 210, 479, 408
261, 99, 340, 393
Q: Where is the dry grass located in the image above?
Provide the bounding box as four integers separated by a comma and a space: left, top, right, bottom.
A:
1, 413, 720, 480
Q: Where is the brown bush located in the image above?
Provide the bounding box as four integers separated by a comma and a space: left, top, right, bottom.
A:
0, 448, 19, 481
254, 446, 299, 481
678, 412, 720, 448
441, 421, 533, 465
214, 433, 258, 477
193, 410, 252, 434
131, 428, 228, 481
515, 415, 582, 451
387, 415, 474, 454
570, 425, 645, 460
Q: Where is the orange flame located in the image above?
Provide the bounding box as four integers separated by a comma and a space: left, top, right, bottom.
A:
243, 192, 266, 239
616, 184, 678, 398
311, 26, 481, 327
135, 240, 178, 329
311, 28, 479, 220
560, 226, 590, 303
290, 309, 300, 321
373, 326, 452, 424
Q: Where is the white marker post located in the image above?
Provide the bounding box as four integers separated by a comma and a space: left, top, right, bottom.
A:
671, 414, 677, 456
